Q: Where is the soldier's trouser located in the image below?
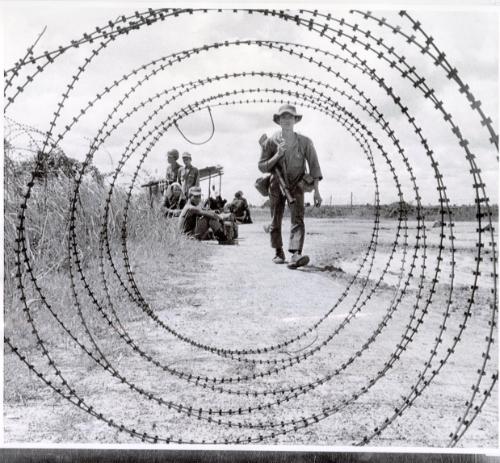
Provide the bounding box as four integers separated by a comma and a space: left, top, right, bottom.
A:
269, 177, 305, 253
194, 217, 225, 241
195, 216, 237, 241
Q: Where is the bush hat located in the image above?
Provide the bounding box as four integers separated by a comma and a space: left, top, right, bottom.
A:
167, 149, 179, 159
273, 104, 302, 124
189, 186, 202, 197
182, 152, 192, 159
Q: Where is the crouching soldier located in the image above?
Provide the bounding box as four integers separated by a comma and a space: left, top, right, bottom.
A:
179, 186, 238, 243
162, 182, 186, 217
229, 191, 252, 224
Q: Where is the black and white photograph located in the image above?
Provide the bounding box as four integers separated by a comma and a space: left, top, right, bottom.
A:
2, 1, 499, 457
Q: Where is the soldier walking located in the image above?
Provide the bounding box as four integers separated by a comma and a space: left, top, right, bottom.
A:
258, 104, 323, 269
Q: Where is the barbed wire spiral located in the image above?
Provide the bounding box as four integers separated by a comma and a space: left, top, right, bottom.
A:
4, 8, 497, 445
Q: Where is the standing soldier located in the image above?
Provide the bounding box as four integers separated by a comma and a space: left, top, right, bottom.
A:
258, 104, 323, 269
165, 149, 181, 186
177, 152, 200, 197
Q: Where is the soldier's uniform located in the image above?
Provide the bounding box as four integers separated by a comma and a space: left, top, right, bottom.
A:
162, 182, 186, 211
164, 149, 181, 195
258, 105, 322, 266
166, 161, 181, 185
179, 187, 237, 242
229, 191, 252, 223
177, 152, 200, 197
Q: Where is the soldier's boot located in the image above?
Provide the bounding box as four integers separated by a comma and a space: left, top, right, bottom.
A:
287, 252, 309, 269
272, 248, 286, 264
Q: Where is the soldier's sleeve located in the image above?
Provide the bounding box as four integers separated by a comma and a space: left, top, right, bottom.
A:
305, 138, 323, 181
176, 167, 182, 184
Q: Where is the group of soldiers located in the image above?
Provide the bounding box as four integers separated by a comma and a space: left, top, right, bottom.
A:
161, 149, 251, 243
161, 103, 323, 266
162, 149, 198, 211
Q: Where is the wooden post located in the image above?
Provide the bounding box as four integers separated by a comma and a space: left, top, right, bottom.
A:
208, 172, 211, 198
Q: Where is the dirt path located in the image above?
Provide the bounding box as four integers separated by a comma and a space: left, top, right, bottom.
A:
4, 217, 498, 446
166, 220, 348, 352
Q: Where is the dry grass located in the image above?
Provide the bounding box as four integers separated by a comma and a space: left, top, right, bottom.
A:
4, 151, 211, 348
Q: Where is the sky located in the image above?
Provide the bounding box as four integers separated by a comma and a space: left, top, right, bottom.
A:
2, 3, 498, 206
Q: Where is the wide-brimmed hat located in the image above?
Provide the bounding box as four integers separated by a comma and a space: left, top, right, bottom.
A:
182, 152, 192, 160
167, 149, 179, 159
188, 186, 202, 197
273, 104, 302, 124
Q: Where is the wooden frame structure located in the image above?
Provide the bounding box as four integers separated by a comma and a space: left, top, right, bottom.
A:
141, 164, 224, 207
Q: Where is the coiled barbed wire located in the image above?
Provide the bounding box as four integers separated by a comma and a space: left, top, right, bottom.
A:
4, 8, 497, 446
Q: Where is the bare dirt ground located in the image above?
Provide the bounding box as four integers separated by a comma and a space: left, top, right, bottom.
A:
4, 214, 498, 447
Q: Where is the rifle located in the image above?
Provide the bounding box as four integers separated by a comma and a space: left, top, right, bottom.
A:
141, 180, 162, 188
259, 134, 295, 205
273, 165, 295, 205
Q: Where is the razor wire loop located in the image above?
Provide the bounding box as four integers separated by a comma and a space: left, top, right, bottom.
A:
67, 94, 403, 425
7, 88, 492, 442
10, 15, 492, 442
94, 47, 464, 436
96, 76, 387, 370
6, 8, 497, 445
111, 72, 398, 360
11, 79, 444, 438
9, 44, 494, 450
117, 89, 410, 374
8, 89, 426, 436
12, 84, 410, 428
8, 32, 430, 366
173, 106, 216, 145
96, 38, 432, 359
71, 89, 390, 382
47, 40, 394, 364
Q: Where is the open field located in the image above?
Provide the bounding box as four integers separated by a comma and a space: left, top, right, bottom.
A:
4, 213, 497, 447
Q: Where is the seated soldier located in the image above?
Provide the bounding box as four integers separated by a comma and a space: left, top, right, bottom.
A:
179, 186, 237, 243
162, 182, 186, 217
229, 191, 252, 224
